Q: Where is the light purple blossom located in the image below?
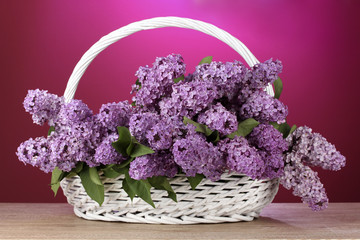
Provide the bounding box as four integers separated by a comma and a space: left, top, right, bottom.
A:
129, 152, 178, 180
281, 152, 328, 211
146, 118, 178, 150
198, 103, 238, 135
218, 136, 265, 180
97, 101, 133, 131
129, 112, 160, 143
23, 89, 63, 126
57, 99, 93, 125
172, 131, 225, 181
16, 137, 55, 173
132, 54, 186, 110
239, 90, 288, 123
286, 126, 346, 171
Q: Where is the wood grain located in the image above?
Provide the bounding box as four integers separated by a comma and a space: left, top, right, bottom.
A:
0, 203, 359, 239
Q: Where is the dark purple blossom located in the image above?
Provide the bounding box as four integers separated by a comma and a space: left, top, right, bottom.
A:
239, 90, 288, 123
129, 112, 160, 143
197, 103, 238, 135
218, 136, 265, 180
259, 151, 284, 179
248, 123, 288, 153
23, 89, 63, 126
160, 80, 217, 118
129, 152, 178, 180
146, 118, 179, 150
94, 134, 126, 165
193, 60, 248, 100
172, 131, 225, 181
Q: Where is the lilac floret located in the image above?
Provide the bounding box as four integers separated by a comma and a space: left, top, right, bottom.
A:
57, 99, 93, 125
248, 123, 288, 153
146, 118, 177, 150
97, 101, 133, 131
281, 152, 328, 211
193, 60, 248, 100
286, 126, 346, 171
129, 112, 160, 143
218, 136, 265, 180
132, 54, 186, 110
239, 90, 288, 123
23, 89, 63, 126
94, 134, 126, 165
129, 152, 178, 180
259, 151, 284, 179
198, 103, 238, 135
172, 131, 225, 181
16, 137, 55, 173
160, 80, 217, 118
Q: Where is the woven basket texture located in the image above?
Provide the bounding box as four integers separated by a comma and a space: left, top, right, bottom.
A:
61, 174, 279, 224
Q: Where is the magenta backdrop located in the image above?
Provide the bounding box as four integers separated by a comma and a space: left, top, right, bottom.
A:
1, 0, 359, 204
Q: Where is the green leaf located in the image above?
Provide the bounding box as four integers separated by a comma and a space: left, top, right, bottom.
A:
89, 167, 102, 186
183, 117, 213, 136
131, 101, 136, 107
74, 162, 84, 173
148, 176, 177, 202
65, 172, 77, 178
48, 126, 55, 136
289, 124, 297, 136
50, 167, 68, 196
226, 118, 260, 139
270, 122, 293, 138
173, 75, 184, 83
130, 143, 155, 158
113, 158, 133, 170
125, 172, 155, 208
78, 165, 104, 206
207, 130, 220, 143
103, 167, 122, 178
274, 77, 283, 99
199, 56, 213, 65
112, 126, 132, 157
103, 167, 123, 178
126, 136, 136, 156
122, 177, 135, 200
187, 174, 204, 190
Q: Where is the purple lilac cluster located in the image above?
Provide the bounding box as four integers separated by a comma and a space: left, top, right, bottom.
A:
198, 103, 238, 135
218, 136, 264, 180
240, 90, 288, 123
280, 126, 346, 211
17, 54, 346, 211
23, 89, 64, 126
132, 54, 186, 110
129, 152, 178, 180
172, 129, 225, 181
17, 91, 132, 172
248, 124, 288, 179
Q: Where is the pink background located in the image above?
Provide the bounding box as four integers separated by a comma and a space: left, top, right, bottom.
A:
1, 0, 359, 204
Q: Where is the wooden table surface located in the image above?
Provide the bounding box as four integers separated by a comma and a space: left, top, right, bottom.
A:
0, 203, 359, 239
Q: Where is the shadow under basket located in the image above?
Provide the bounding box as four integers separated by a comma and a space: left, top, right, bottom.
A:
60, 173, 279, 224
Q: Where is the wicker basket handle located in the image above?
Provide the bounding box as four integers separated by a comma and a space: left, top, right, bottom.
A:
63, 16, 274, 102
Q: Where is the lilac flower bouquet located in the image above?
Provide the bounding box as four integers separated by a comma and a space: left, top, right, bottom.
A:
17, 54, 345, 211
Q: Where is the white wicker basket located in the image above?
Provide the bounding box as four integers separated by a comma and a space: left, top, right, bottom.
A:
60, 17, 279, 224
